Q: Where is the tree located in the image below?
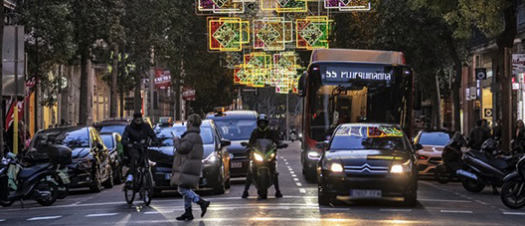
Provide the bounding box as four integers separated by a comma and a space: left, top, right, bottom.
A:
409, 0, 517, 150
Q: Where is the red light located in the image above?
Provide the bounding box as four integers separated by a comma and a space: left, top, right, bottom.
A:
513, 77, 516, 83
418, 155, 429, 160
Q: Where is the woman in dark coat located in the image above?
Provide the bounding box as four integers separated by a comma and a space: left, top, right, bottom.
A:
171, 114, 210, 221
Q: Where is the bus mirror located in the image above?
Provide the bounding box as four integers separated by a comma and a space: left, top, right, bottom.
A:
298, 72, 306, 97
413, 90, 421, 110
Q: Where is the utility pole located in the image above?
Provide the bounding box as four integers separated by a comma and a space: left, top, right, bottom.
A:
149, 47, 155, 123
286, 92, 290, 141
13, 26, 19, 155
175, 35, 182, 121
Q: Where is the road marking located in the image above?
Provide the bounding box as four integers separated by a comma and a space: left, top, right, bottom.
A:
290, 171, 295, 174
300, 188, 306, 193
294, 178, 299, 181
475, 200, 488, 205
0, 219, 5, 222
144, 211, 174, 214
86, 213, 119, 217
440, 210, 473, 214
285, 162, 289, 165
127, 218, 427, 224
27, 216, 62, 221
379, 209, 412, 212
418, 199, 471, 203
503, 212, 525, 215
291, 174, 297, 177
296, 182, 303, 187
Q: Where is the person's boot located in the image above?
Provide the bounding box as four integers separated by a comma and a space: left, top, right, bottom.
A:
176, 207, 194, 221
274, 173, 283, 198
242, 190, 249, 199
275, 190, 283, 198
197, 198, 210, 217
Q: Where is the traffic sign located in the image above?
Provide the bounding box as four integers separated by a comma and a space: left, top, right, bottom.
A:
475, 68, 487, 80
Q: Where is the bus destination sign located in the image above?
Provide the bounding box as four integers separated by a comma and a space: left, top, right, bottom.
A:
320, 65, 392, 83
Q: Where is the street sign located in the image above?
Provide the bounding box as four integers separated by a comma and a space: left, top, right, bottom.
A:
513, 54, 525, 74
484, 108, 493, 118
475, 68, 487, 80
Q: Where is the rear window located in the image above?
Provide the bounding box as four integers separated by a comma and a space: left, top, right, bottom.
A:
418, 132, 452, 146
330, 125, 408, 151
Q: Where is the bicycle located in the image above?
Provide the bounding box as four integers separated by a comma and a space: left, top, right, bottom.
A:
123, 140, 154, 206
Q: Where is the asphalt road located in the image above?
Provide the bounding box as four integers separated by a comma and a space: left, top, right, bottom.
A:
1, 142, 525, 226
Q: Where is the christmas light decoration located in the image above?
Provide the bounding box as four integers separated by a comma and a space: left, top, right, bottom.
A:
295, 16, 332, 50
253, 17, 293, 51
260, 0, 308, 13
208, 17, 250, 52
198, 0, 245, 14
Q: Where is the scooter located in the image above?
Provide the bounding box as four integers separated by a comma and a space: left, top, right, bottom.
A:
241, 139, 288, 199
0, 145, 72, 207
500, 154, 525, 209
23, 151, 71, 200
434, 132, 467, 184
457, 139, 521, 194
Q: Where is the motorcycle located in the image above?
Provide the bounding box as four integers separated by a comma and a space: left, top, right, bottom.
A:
456, 138, 521, 194
23, 151, 71, 200
500, 154, 525, 209
0, 145, 72, 207
241, 139, 288, 199
434, 132, 468, 184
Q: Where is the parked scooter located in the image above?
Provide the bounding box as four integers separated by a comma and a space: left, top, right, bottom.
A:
434, 132, 468, 184
23, 151, 71, 200
241, 139, 288, 199
0, 145, 72, 207
457, 138, 521, 194
500, 154, 525, 209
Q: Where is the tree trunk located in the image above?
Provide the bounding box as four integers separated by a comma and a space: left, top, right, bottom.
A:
446, 36, 462, 132
110, 44, 119, 117
434, 74, 442, 129
497, 3, 517, 153
79, 50, 90, 125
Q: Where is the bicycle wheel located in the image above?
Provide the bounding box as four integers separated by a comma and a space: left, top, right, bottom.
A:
124, 175, 136, 205
142, 169, 154, 206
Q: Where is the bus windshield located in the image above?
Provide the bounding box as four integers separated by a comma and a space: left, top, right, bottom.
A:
308, 63, 412, 141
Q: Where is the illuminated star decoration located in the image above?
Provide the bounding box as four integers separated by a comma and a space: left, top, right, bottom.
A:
273, 52, 301, 94
253, 17, 293, 51
198, 0, 245, 14
324, 0, 371, 11
243, 52, 273, 87
208, 17, 250, 52
296, 16, 332, 50
260, 0, 308, 13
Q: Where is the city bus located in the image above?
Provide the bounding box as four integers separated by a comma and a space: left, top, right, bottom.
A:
298, 49, 415, 181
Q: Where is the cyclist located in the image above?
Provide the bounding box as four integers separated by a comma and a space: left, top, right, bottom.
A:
242, 114, 283, 199
121, 112, 159, 184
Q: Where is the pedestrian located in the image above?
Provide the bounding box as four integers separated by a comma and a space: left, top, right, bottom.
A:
468, 119, 491, 150
171, 114, 210, 221
492, 119, 502, 139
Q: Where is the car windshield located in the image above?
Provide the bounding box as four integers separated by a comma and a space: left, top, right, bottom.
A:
158, 126, 214, 146
214, 120, 257, 140
100, 135, 115, 149
419, 132, 452, 146
100, 125, 126, 136
330, 125, 408, 151
32, 128, 90, 149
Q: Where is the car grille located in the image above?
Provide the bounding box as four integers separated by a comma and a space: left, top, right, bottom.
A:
428, 157, 443, 165
344, 164, 389, 174
232, 153, 249, 160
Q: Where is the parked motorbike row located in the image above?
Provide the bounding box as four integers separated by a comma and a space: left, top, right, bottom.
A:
0, 145, 71, 207
434, 132, 525, 209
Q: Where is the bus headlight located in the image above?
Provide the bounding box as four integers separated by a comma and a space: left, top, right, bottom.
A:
253, 153, 264, 162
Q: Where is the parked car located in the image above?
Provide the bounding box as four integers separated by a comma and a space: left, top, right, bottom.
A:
100, 132, 125, 184
148, 120, 232, 195
28, 126, 114, 192
413, 130, 454, 176
206, 110, 258, 178
93, 118, 130, 136
317, 123, 418, 206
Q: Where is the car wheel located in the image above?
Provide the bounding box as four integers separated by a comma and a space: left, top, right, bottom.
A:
103, 167, 114, 189
114, 164, 124, 185
213, 172, 226, 195
225, 177, 231, 189
434, 165, 450, 184
403, 190, 418, 206
318, 185, 335, 206
305, 169, 317, 182
90, 170, 103, 193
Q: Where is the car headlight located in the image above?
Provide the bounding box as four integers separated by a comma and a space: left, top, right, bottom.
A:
330, 163, 343, 173
308, 151, 321, 160
76, 157, 93, 170
202, 152, 217, 164
253, 153, 264, 162
390, 160, 412, 173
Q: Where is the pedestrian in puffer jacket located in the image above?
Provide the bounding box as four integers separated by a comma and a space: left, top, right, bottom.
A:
171, 114, 210, 221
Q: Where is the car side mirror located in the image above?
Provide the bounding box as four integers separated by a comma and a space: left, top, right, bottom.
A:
414, 143, 423, 150
221, 139, 231, 147
277, 143, 288, 149
240, 142, 249, 147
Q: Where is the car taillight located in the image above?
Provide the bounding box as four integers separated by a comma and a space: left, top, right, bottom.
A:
418, 155, 429, 160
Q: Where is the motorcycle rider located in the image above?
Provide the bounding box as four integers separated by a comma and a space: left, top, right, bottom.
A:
121, 112, 159, 184
242, 114, 283, 199
468, 119, 491, 150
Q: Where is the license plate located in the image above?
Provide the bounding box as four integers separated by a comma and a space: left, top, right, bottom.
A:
165, 173, 172, 180
350, 189, 382, 198
231, 162, 243, 168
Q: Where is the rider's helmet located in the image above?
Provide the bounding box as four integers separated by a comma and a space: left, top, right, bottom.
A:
257, 114, 269, 132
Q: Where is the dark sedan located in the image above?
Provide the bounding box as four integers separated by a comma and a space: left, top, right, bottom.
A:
100, 132, 125, 184
317, 123, 418, 206
28, 126, 114, 192
148, 120, 232, 195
